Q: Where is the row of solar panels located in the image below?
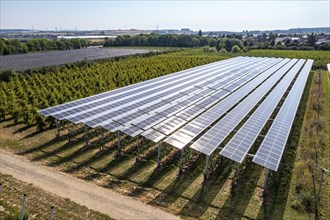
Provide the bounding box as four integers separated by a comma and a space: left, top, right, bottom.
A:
38, 57, 313, 172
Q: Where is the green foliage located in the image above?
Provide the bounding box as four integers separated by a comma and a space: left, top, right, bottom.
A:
231, 45, 241, 53
0, 69, 17, 82
216, 38, 244, 52
104, 33, 217, 48
218, 48, 227, 54
307, 33, 317, 47
202, 46, 216, 53
0, 37, 89, 55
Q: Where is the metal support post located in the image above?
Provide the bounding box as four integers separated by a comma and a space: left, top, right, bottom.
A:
117, 130, 121, 153
84, 125, 89, 147
263, 168, 270, 199
68, 123, 72, 143
50, 206, 54, 220
234, 162, 237, 177
55, 119, 60, 137
204, 155, 210, 180
312, 174, 318, 220
317, 170, 324, 204
20, 193, 27, 220
181, 148, 185, 167
157, 142, 161, 167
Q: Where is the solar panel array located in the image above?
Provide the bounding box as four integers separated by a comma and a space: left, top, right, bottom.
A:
189, 59, 298, 155
220, 59, 305, 163
164, 58, 289, 149
38, 56, 313, 172
252, 59, 313, 171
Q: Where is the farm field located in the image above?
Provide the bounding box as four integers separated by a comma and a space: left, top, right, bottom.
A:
0, 48, 329, 219
0, 47, 152, 71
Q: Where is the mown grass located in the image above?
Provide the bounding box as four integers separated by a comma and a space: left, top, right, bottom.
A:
0, 173, 112, 220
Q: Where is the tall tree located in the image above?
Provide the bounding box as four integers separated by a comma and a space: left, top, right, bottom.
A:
307, 33, 317, 47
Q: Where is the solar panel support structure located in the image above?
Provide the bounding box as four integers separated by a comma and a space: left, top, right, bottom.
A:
68, 123, 73, 143
50, 206, 54, 220
55, 119, 60, 137
84, 125, 89, 147
263, 168, 270, 200
204, 155, 210, 180
179, 148, 185, 172
234, 162, 237, 178
20, 193, 26, 220
117, 130, 121, 155
157, 142, 161, 167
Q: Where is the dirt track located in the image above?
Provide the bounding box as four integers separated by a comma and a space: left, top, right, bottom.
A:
0, 150, 180, 220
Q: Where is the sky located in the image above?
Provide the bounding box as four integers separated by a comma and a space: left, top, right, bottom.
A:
1, 0, 329, 32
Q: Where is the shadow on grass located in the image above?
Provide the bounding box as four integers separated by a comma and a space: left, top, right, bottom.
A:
20, 128, 51, 139
0, 117, 14, 123
64, 142, 118, 173
215, 161, 263, 219
178, 158, 233, 219
13, 124, 34, 134
18, 135, 67, 156
118, 158, 155, 181
126, 160, 177, 199
3, 121, 26, 128
148, 155, 204, 208
82, 154, 132, 181
49, 140, 98, 166
30, 138, 84, 162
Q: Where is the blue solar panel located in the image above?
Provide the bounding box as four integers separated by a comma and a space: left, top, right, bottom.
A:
190, 59, 297, 155
164, 58, 287, 149
252, 59, 313, 171
220, 59, 305, 162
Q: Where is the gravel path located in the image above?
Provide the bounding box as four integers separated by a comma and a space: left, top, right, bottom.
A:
0, 150, 180, 220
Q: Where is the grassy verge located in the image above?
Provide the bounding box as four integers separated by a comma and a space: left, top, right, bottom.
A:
0, 173, 111, 219
282, 70, 330, 219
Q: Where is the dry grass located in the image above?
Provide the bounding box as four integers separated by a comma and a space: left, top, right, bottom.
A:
0, 173, 111, 219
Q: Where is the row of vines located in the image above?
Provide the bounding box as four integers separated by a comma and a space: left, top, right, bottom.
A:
0, 49, 231, 130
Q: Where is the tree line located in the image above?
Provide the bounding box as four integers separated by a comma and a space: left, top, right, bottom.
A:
104, 33, 246, 52
1, 32, 328, 56
0, 38, 89, 55
104, 33, 329, 52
